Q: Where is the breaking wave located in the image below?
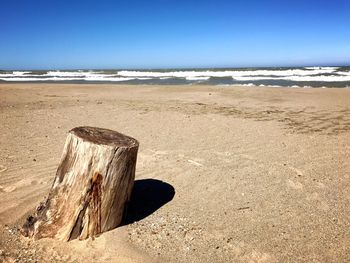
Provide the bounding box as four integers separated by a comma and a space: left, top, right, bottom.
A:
0, 66, 349, 87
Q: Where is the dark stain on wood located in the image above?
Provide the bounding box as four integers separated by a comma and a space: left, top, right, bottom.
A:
68, 172, 103, 240
90, 172, 102, 236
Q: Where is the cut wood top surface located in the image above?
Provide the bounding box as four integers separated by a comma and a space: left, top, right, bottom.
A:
70, 126, 139, 147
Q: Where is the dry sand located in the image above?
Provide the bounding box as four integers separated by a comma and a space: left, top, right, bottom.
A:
0, 83, 349, 262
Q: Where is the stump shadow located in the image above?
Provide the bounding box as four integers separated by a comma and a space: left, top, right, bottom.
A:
122, 179, 175, 225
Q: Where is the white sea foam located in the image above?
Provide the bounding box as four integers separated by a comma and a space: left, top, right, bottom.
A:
285, 75, 350, 82
45, 71, 119, 78
233, 75, 350, 82
0, 67, 342, 80
338, 71, 350, 76
0, 76, 135, 82
117, 67, 339, 78
83, 75, 136, 81
0, 67, 349, 86
0, 71, 117, 78
45, 71, 88, 77
0, 70, 137, 82
185, 76, 210, 81
0, 71, 32, 77
13, 71, 31, 75
0, 77, 79, 81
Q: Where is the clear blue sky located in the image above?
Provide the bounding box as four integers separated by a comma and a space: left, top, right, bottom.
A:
1, 0, 349, 69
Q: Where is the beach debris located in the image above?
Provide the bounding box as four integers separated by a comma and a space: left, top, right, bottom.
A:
22, 126, 139, 241
187, 159, 203, 166
289, 166, 303, 177
237, 206, 250, 211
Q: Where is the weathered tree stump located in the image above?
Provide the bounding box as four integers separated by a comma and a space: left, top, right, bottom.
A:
22, 126, 139, 241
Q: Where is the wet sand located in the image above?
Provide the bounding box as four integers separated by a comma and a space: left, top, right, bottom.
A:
0, 83, 349, 262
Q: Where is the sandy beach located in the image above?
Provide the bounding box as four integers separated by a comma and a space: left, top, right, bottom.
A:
0, 83, 349, 262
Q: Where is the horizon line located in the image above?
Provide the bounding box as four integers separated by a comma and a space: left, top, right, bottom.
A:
1, 63, 350, 71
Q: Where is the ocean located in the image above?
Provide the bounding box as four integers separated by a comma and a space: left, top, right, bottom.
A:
1, 66, 350, 88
